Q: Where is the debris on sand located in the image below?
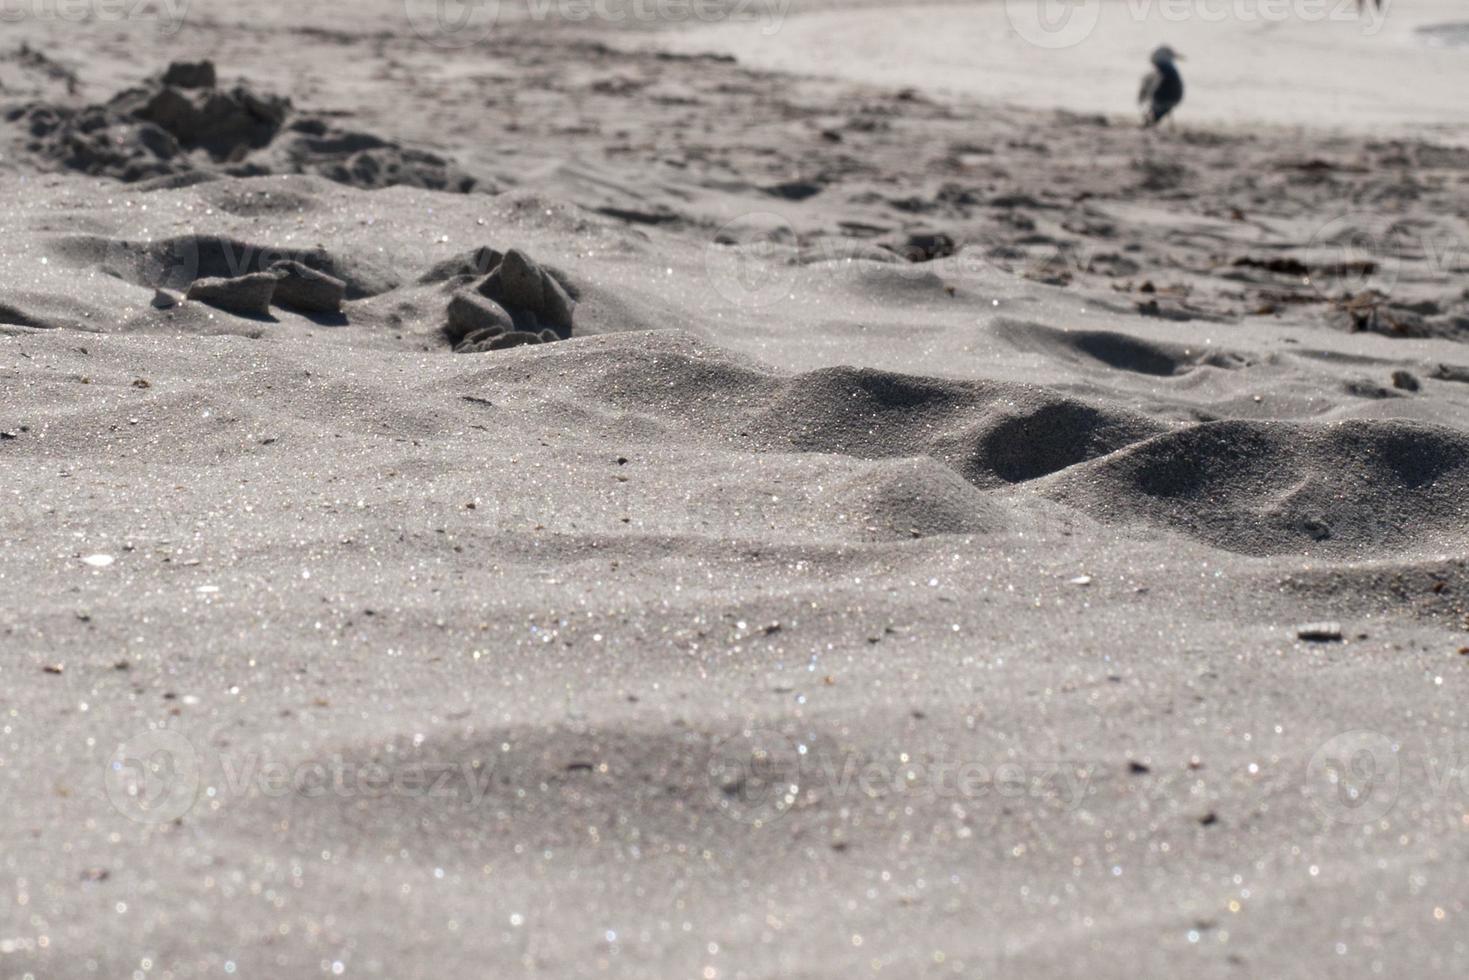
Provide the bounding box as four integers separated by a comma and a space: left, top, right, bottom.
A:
1296, 622, 1344, 642
886, 230, 956, 263
186, 272, 280, 316
116, 74, 289, 159
160, 61, 216, 89
418, 247, 504, 285
2, 59, 481, 193
476, 249, 576, 336
446, 292, 515, 347
443, 249, 576, 353
268, 261, 346, 315
1232, 256, 1311, 277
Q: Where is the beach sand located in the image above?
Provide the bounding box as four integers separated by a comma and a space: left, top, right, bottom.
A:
2, 2, 1469, 977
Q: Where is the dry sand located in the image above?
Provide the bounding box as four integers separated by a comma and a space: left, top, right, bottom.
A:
2, 2, 1469, 978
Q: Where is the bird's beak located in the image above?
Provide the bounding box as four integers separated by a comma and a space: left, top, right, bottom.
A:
1174, 53, 1186, 61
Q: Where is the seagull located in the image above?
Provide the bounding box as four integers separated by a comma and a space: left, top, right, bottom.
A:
1139, 45, 1184, 128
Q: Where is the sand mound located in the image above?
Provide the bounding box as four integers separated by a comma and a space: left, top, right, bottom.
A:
462, 334, 1166, 491
822, 457, 1014, 539
3, 59, 479, 192
994, 320, 1251, 377
3, 177, 614, 345
1044, 418, 1469, 556
964, 396, 1168, 486
743, 366, 1166, 489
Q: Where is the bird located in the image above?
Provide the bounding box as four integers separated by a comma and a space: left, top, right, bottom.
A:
1139, 45, 1184, 128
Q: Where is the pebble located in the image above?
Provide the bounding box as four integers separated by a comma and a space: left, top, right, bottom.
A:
268, 260, 346, 314
186, 272, 279, 316
447, 291, 514, 344
475, 248, 575, 334
1296, 622, 1343, 642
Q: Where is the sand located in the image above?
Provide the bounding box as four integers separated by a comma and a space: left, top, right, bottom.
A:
2, 2, 1469, 978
